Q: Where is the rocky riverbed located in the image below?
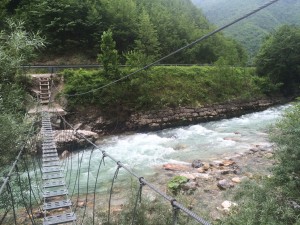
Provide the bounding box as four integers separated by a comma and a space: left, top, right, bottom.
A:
156, 143, 276, 221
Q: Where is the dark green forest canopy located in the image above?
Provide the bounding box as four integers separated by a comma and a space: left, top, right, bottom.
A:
192, 0, 300, 59
0, 0, 247, 65
256, 25, 300, 95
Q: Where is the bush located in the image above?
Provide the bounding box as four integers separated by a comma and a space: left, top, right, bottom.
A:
270, 103, 300, 199
63, 65, 267, 117
167, 176, 189, 195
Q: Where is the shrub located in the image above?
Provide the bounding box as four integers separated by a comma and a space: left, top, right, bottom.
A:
167, 176, 189, 195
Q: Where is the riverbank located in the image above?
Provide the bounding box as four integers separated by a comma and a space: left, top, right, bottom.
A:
154, 143, 276, 222
67, 96, 291, 136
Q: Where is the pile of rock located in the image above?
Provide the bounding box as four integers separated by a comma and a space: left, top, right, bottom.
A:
37, 129, 98, 153
162, 144, 275, 194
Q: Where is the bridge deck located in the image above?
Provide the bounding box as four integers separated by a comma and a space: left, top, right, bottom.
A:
41, 112, 76, 225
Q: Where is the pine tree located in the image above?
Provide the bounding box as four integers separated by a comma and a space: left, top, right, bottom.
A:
134, 9, 160, 62
98, 29, 120, 80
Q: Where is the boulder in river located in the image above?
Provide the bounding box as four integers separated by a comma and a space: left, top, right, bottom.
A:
54, 129, 98, 152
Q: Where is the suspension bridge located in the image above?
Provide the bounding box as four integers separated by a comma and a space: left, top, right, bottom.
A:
0, 74, 211, 225
0, 1, 281, 223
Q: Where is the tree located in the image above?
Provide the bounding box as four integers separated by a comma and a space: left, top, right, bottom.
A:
255, 25, 300, 95
102, 0, 138, 53
16, 0, 103, 55
98, 29, 120, 80
0, 19, 44, 84
134, 9, 160, 62
0, 19, 44, 166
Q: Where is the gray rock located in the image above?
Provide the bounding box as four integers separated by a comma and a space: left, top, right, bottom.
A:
217, 179, 234, 190
182, 181, 197, 194
192, 160, 203, 168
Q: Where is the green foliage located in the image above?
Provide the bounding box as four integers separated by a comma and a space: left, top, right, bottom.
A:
134, 9, 160, 62
0, 114, 28, 166
0, 19, 43, 166
256, 25, 300, 95
0, 19, 44, 83
124, 50, 150, 68
270, 103, 300, 199
219, 179, 300, 225
63, 69, 133, 118
9, 0, 247, 65
63, 65, 266, 116
98, 29, 120, 80
101, 0, 138, 54
219, 103, 300, 225
89, 183, 199, 225
193, 0, 300, 60
167, 176, 189, 195
0, 84, 27, 115
63, 69, 107, 105
16, 0, 103, 55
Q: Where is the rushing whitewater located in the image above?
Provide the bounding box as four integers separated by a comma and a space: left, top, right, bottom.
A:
60, 104, 290, 193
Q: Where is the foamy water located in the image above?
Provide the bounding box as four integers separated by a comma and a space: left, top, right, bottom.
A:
60, 104, 291, 193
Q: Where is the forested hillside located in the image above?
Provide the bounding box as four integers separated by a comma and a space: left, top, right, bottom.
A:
192, 0, 300, 59
0, 0, 247, 64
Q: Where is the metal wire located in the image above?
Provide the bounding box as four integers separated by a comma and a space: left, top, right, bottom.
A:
80, 146, 96, 225
92, 155, 105, 225
107, 165, 121, 224
15, 165, 36, 225
6, 182, 17, 225
130, 179, 144, 225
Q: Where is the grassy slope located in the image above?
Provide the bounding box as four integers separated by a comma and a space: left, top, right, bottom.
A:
62, 65, 270, 116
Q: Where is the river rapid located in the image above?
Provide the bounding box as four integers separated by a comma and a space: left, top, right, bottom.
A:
62, 104, 291, 193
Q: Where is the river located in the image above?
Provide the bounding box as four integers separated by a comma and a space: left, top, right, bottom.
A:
61, 104, 291, 194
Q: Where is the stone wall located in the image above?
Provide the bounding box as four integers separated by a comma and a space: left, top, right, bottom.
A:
124, 98, 286, 132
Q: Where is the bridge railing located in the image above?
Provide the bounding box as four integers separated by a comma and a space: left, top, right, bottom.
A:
51, 105, 211, 225
0, 114, 43, 225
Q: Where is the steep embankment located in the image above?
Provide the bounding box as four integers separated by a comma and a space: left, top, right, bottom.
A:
61, 65, 288, 135
66, 97, 290, 135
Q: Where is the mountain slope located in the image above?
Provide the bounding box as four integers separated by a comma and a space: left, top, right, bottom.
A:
192, 0, 300, 59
